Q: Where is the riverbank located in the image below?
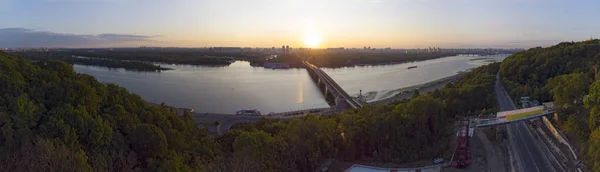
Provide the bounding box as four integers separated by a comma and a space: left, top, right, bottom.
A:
368, 71, 469, 105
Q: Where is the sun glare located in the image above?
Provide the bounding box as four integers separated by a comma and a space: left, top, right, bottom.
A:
303, 32, 322, 48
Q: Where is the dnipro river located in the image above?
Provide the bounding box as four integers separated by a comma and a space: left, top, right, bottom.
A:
73, 54, 507, 114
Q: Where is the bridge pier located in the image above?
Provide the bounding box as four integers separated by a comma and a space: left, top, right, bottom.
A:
303, 61, 362, 109
307, 66, 337, 106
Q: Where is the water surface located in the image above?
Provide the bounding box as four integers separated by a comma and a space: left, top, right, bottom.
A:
322, 54, 507, 101
74, 54, 506, 114
75, 61, 328, 114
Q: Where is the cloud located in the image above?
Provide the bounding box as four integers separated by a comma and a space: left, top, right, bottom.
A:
0, 28, 157, 48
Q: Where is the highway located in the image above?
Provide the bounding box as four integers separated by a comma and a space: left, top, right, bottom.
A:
495, 75, 556, 172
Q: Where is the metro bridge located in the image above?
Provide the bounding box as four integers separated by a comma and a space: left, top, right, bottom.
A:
303, 61, 364, 109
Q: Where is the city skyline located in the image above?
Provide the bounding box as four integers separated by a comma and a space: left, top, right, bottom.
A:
1, 0, 599, 48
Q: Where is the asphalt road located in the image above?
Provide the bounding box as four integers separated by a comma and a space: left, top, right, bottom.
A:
495, 75, 555, 172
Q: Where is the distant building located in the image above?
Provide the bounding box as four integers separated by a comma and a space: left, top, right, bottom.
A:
211, 47, 242, 53
326, 47, 345, 52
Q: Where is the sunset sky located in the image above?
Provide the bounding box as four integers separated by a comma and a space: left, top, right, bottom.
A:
1, 0, 599, 48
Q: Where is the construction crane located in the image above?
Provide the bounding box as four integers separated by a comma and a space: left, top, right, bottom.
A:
452, 120, 470, 168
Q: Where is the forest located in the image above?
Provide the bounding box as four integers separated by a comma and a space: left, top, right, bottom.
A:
0, 50, 498, 171
12, 48, 469, 69
499, 39, 600, 170
303, 51, 458, 68
65, 49, 238, 66
11, 51, 172, 71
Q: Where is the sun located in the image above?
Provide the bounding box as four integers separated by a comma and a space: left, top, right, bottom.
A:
303, 31, 322, 48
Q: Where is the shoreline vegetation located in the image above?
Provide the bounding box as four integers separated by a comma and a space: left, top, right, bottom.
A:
73, 58, 173, 72
10, 51, 173, 71
9, 48, 518, 71
306, 52, 459, 68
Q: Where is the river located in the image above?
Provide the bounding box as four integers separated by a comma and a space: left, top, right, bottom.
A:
323, 54, 507, 101
73, 54, 507, 114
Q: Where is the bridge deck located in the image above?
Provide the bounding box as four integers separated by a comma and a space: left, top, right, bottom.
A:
475, 110, 554, 127
303, 61, 362, 109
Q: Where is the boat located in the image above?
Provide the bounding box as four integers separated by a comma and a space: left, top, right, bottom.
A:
407, 66, 418, 69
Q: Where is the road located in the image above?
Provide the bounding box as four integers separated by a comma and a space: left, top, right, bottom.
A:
495, 75, 556, 172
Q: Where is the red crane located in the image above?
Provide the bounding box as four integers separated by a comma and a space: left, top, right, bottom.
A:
452, 120, 470, 168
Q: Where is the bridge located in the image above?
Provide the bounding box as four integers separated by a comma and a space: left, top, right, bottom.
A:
191, 61, 365, 135
303, 61, 363, 109
475, 103, 555, 127
475, 110, 555, 127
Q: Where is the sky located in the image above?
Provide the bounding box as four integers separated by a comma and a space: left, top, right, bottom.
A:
0, 0, 599, 48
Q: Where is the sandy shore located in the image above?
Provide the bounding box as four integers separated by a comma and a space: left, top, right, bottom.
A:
367, 71, 469, 105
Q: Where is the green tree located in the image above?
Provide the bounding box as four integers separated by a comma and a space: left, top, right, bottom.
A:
587, 127, 600, 170
586, 80, 600, 130
130, 124, 168, 160
233, 130, 285, 171
547, 73, 590, 112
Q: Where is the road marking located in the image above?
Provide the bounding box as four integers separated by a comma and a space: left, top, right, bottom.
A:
506, 123, 523, 172
515, 123, 541, 172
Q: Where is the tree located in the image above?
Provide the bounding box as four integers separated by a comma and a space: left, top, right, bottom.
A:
0, 137, 91, 172
586, 80, 600, 130
587, 127, 600, 170
129, 124, 167, 160
233, 130, 284, 171
547, 73, 590, 112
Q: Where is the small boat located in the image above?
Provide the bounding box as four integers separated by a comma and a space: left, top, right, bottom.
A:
407, 66, 418, 69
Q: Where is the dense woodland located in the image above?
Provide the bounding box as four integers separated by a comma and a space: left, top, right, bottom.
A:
0, 50, 499, 171
66, 49, 238, 66
12, 49, 472, 69
12, 51, 171, 71
303, 51, 459, 68
69, 50, 464, 68
499, 39, 600, 170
